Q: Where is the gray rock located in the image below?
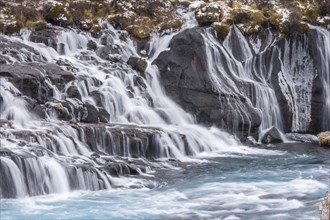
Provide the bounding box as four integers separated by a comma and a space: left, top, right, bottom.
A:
98, 108, 110, 123
87, 40, 98, 51
261, 127, 284, 144
66, 85, 81, 100
82, 103, 99, 123
29, 28, 59, 49
127, 56, 148, 73
285, 133, 319, 144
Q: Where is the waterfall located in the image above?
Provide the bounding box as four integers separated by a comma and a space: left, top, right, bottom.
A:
0, 11, 261, 199
308, 26, 330, 130
277, 36, 314, 132
201, 26, 283, 134
0, 7, 329, 199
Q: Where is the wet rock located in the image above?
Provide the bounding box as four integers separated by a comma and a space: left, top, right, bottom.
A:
97, 45, 121, 60
0, 64, 51, 103
285, 133, 319, 144
90, 91, 104, 107
153, 27, 261, 137
127, 56, 148, 73
106, 54, 122, 63
0, 63, 74, 103
29, 28, 59, 49
87, 40, 98, 51
320, 191, 330, 220
98, 108, 110, 123
318, 132, 330, 147
82, 103, 99, 123
261, 127, 284, 144
66, 85, 82, 100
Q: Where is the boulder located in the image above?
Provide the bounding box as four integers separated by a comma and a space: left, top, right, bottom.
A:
107, 0, 182, 39
195, 2, 223, 25
285, 133, 319, 144
127, 56, 148, 73
82, 103, 99, 123
0, 63, 75, 103
317, 132, 330, 147
98, 108, 110, 123
66, 85, 82, 100
261, 127, 284, 144
87, 40, 98, 51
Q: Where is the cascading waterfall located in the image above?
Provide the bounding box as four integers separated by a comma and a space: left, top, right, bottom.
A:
309, 25, 330, 130
0, 5, 329, 200
0, 11, 265, 199
202, 26, 284, 134
201, 25, 330, 135
277, 35, 314, 132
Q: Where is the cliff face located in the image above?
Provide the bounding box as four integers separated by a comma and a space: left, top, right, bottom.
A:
154, 25, 330, 137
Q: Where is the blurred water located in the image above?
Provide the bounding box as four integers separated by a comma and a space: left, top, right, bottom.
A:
1, 145, 329, 220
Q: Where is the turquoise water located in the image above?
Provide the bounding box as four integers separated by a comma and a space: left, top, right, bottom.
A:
1, 145, 329, 219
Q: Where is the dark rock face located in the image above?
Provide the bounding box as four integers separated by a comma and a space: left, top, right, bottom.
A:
0, 63, 74, 103
87, 40, 98, 51
153, 28, 261, 137
82, 103, 99, 123
127, 56, 148, 73
154, 26, 329, 136
261, 127, 284, 144
29, 28, 60, 49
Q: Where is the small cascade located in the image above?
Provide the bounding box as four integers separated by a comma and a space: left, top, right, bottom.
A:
201, 27, 284, 135
309, 26, 330, 131
277, 35, 314, 132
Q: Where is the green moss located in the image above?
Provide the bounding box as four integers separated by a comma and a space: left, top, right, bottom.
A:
4, 22, 23, 35
0, 21, 4, 33
46, 4, 65, 21
127, 16, 153, 39
301, 5, 320, 22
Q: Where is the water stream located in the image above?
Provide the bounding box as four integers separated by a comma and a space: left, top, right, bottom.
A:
0, 7, 329, 219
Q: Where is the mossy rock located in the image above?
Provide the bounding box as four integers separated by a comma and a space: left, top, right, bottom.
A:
26, 20, 47, 31
3, 22, 23, 35
170, 0, 193, 7
318, 132, 330, 147
156, 17, 183, 32
127, 16, 153, 39
195, 2, 223, 25
45, 3, 65, 21
108, 11, 138, 28
212, 22, 231, 40
232, 8, 267, 35
108, 0, 182, 38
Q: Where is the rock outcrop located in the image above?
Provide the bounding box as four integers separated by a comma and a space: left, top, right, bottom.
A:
261, 127, 284, 144
154, 28, 261, 137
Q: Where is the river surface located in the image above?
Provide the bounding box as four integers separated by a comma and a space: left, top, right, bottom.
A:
1, 144, 329, 220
